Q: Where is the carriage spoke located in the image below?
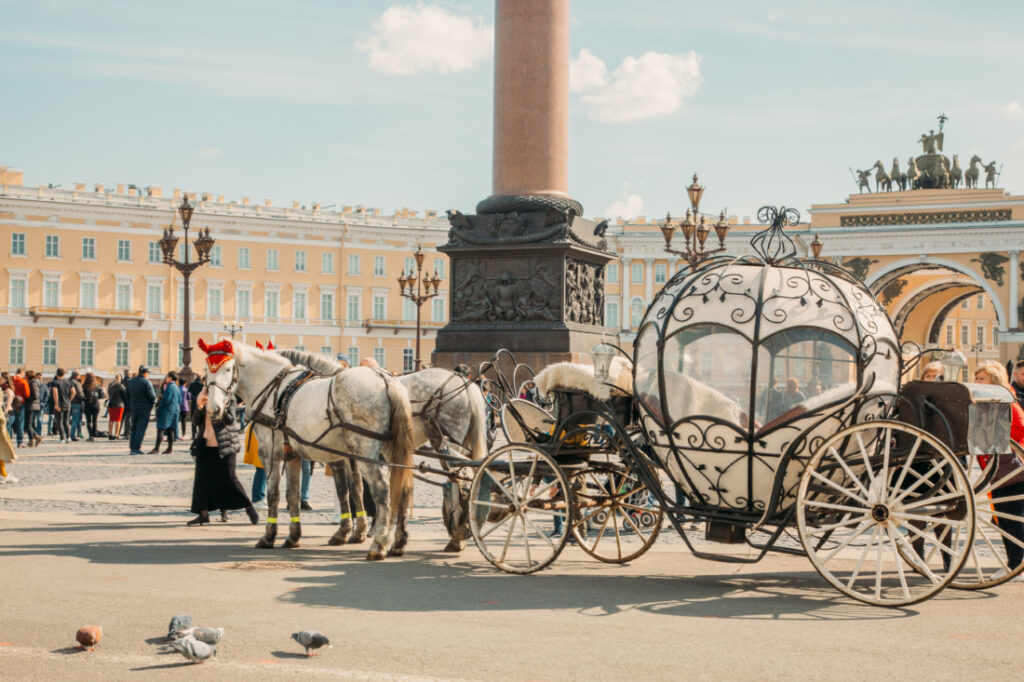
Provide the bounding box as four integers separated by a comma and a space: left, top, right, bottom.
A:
499, 515, 517, 563
820, 519, 873, 564
521, 514, 533, 567
846, 525, 879, 588
809, 468, 870, 506
522, 478, 559, 506
854, 432, 877, 486
874, 519, 885, 601
902, 490, 971, 510
802, 499, 869, 515
879, 428, 892, 502
884, 523, 911, 602
621, 509, 646, 538
890, 438, 922, 495
589, 504, 613, 553
522, 513, 558, 552
478, 510, 514, 540
976, 507, 1024, 525
978, 515, 1024, 550
976, 520, 1012, 574
897, 512, 968, 529
474, 499, 514, 511
612, 508, 623, 558
890, 459, 947, 506
902, 521, 959, 562
813, 515, 867, 534
829, 446, 872, 500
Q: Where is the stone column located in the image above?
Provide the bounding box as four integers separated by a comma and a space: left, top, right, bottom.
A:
644, 257, 654, 303
620, 256, 632, 331
491, 0, 570, 200
1010, 250, 1020, 330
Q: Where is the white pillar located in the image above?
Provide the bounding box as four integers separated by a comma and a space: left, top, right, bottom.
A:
645, 257, 654, 303
621, 256, 632, 331
1010, 250, 1020, 331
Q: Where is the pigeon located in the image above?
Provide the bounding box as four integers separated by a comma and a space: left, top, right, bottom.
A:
75, 626, 102, 651
292, 630, 331, 657
167, 615, 193, 640
188, 627, 224, 645
159, 635, 217, 664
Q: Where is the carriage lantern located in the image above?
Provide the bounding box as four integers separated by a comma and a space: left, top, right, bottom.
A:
590, 340, 616, 382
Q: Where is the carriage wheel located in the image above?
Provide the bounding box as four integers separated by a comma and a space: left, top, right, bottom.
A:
796, 421, 975, 607
468, 444, 571, 574
569, 464, 663, 564
947, 440, 1024, 589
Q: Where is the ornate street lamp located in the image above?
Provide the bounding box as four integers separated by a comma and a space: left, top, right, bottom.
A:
810, 233, 824, 259
661, 173, 730, 266
223, 319, 244, 340
162, 196, 214, 382
397, 245, 443, 371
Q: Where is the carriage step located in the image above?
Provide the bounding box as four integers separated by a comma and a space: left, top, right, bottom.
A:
705, 521, 746, 544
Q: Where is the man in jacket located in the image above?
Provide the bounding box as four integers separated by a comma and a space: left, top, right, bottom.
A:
150, 372, 181, 454
69, 370, 85, 441
127, 366, 157, 455
49, 369, 72, 444
187, 375, 204, 439
11, 369, 29, 447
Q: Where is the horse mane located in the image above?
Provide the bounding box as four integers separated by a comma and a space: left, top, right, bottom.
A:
276, 348, 344, 375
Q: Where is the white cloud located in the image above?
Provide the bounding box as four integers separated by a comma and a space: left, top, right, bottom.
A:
571, 50, 703, 123
357, 4, 493, 76
570, 48, 607, 93
605, 194, 644, 219
1005, 101, 1022, 116
197, 147, 222, 157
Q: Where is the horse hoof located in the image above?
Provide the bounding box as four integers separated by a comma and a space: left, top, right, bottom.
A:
327, 535, 347, 546
442, 540, 465, 553
255, 538, 275, 549
349, 534, 367, 544
283, 538, 301, 549
387, 547, 406, 558
367, 550, 386, 561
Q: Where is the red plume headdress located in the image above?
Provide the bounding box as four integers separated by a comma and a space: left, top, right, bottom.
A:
196, 338, 234, 372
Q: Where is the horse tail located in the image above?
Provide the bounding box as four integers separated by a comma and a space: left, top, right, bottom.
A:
462, 382, 489, 461
384, 378, 415, 516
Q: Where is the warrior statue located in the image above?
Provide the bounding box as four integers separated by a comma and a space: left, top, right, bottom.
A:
855, 169, 872, 194
918, 129, 944, 154
984, 161, 999, 189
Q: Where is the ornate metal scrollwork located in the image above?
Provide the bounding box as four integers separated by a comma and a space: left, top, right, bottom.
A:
750, 206, 801, 265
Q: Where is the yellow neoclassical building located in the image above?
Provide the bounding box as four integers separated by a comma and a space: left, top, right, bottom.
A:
0, 166, 452, 377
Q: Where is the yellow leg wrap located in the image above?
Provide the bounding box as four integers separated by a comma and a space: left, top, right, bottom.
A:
267, 517, 277, 524
290, 516, 301, 523
340, 513, 352, 520
356, 510, 367, 518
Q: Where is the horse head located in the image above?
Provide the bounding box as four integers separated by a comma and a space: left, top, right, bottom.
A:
197, 337, 237, 422
970, 154, 982, 166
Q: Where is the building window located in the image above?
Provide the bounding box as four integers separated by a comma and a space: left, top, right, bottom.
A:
149, 241, 161, 264
237, 289, 251, 318
322, 252, 334, 274
654, 263, 667, 284
207, 287, 222, 316
373, 347, 385, 367
45, 234, 60, 258
177, 242, 187, 263
961, 324, 969, 346
9, 338, 24, 366
82, 237, 96, 260
320, 292, 334, 320
431, 297, 445, 323
606, 301, 619, 328
146, 342, 160, 367
117, 239, 131, 262
374, 256, 385, 276
80, 340, 95, 367
402, 298, 415, 321
265, 290, 279, 318
147, 284, 162, 314
294, 345, 305, 352
433, 259, 445, 279
347, 346, 360, 365
42, 339, 57, 366
43, 279, 60, 307
348, 254, 360, 275
295, 251, 307, 272
607, 263, 619, 284
346, 293, 360, 321
9, 278, 26, 309
11, 233, 25, 256
116, 282, 131, 311
238, 247, 251, 269
209, 245, 222, 267
372, 294, 385, 320
403, 257, 415, 274
977, 325, 985, 347
266, 249, 279, 271
961, 299, 968, 310
631, 263, 643, 284
293, 291, 306, 320
115, 341, 129, 367
977, 294, 984, 310
946, 325, 953, 346
403, 348, 414, 372
320, 345, 333, 356
630, 297, 644, 328
80, 281, 96, 309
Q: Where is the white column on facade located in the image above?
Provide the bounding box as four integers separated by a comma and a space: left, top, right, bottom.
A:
644, 257, 654, 303
668, 257, 679, 276
620, 256, 632, 331
1010, 250, 1020, 331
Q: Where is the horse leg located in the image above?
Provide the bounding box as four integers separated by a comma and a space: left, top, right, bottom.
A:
347, 459, 368, 544
282, 456, 303, 549
388, 476, 412, 557
442, 481, 471, 553
255, 431, 278, 549
357, 460, 390, 561
327, 461, 353, 546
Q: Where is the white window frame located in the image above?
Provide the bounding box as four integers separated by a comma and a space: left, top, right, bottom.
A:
403, 348, 414, 373
146, 342, 160, 367
606, 300, 619, 329
80, 340, 95, 367
148, 241, 161, 264
432, 259, 445, 279
630, 296, 644, 328
373, 346, 385, 368
654, 263, 667, 284
117, 239, 132, 263
115, 341, 129, 367
45, 234, 60, 258
348, 254, 360, 275
606, 263, 619, 284
321, 252, 334, 274
9, 338, 24, 366
115, 276, 133, 312
8, 271, 28, 310
42, 339, 57, 366
372, 292, 386, 321
347, 346, 360, 366
320, 287, 336, 320
264, 285, 281, 320
294, 251, 307, 273
431, 296, 445, 323
11, 232, 26, 257
209, 244, 222, 267
206, 282, 223, 317
42, 273, 61, 308
238, 247, 251, 270
80, 275, 98, 310
266, 249, 279, 271
236, 284, 252, 318
374, 255, 386, 277
145, 278, 164, 315
82, 237, 96, 261
292, 287, 307, 321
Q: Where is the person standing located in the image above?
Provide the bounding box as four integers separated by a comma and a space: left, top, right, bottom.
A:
0, 385, 17, 483
150, 372, 180, 454
177, 377, 190, 440
187, 387, 258, 526
68, 371, 85, 441
11, 369, 29, 447
120, 371, 134, 441
106, 374, 125, 440
24, 370, 42, 447
187, 374, 204, 440
1011, 361, 1024, 410
82, 373, 105, 441
49, 369, 72, 444
127, 366, 156, 455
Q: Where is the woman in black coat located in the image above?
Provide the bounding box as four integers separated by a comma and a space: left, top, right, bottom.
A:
187, 387, 258, 526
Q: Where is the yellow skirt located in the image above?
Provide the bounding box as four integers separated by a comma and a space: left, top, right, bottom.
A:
242, 425, 262, 468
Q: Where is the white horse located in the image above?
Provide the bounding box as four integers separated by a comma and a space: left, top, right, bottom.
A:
199, 339, 415, 560
965, 154, 982, 189
274, 351, 490, 552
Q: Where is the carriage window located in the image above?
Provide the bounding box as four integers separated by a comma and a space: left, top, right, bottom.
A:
635, 323, 752, 428
753, 328, 857, 428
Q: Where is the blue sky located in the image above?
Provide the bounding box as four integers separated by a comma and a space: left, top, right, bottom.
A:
2, 0, 1022, 221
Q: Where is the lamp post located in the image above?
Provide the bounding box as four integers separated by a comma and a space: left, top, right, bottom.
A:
970, 343, 984, 374
397, 245, 442, 371
660, 173, 730, 266
160, 196, 215, 383
223, 319, 244, 340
